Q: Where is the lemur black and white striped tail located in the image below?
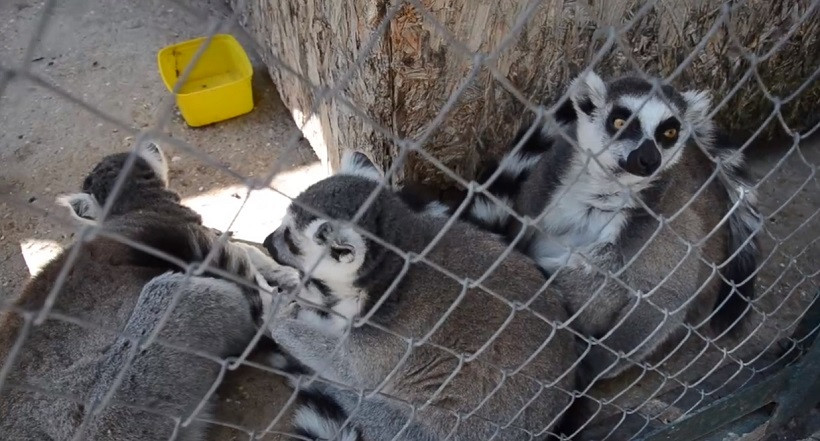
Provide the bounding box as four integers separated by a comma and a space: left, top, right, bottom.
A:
710, 133, 762, 334
461, 124, 554, 234
292, 388, 360, 441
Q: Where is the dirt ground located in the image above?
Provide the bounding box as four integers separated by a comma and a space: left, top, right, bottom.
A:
1, 0, 320, 438
1, 1, 817, 440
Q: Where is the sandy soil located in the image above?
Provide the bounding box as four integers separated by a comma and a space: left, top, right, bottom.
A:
1, 0, 320, 438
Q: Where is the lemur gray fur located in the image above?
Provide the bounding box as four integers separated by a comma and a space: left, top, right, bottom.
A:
0, 143, 288, 440
262, 152, 579, 440
453, 71, 761, 379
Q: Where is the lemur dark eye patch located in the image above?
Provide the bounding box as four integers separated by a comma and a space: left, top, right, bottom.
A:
284, 227, 301, 255
606, 106, 641, 139
655, 117, 681, 148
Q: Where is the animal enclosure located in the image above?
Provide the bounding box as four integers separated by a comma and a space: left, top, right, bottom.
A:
0, 0, 818, 440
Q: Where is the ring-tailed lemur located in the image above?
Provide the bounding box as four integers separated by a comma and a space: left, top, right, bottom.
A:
0, 143, 290, 440
262, 152, 579, 441
455, 71, 761, 379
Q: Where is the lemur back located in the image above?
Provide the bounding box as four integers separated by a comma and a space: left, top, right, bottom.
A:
0, 144, 283, 440
452, 72, 761, 380
264, 153, 579, 440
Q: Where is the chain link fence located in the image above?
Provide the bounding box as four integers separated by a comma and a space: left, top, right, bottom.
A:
0, 0, 818, 440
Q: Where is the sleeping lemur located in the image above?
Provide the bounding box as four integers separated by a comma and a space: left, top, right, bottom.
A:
455, 71, 761, 380
0, 143, 289, 440
262, 152, 579, 441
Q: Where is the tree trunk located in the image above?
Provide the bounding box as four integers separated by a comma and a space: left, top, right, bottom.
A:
230, 0, 817, 187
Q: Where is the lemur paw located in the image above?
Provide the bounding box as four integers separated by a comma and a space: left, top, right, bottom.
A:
234, 242, 300, 290
242, 243, 301, 288
254, 272, 276, 319
254, 269, 307, 326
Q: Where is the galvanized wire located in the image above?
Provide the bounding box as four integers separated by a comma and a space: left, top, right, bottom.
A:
0, 0, 817, 440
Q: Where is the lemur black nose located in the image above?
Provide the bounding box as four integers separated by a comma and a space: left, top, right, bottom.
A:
623, 140, 661, 177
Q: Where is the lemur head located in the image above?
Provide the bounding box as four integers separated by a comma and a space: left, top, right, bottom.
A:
264, 152, 405, 287
264, 152, 380, 281
56, 142, 171, 224
568, 71, 713, 184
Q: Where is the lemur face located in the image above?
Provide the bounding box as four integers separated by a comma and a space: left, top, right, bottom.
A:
263, 212, 367, 283
569, 72, 712, 184
57, 142, 169, 223
263, 151, 384, 283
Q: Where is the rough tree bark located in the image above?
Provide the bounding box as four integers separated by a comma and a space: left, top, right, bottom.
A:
230, 0, 818, 187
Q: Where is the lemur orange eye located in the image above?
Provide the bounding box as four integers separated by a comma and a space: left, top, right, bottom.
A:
664, 128, 678, 138
613, 118, 626, 129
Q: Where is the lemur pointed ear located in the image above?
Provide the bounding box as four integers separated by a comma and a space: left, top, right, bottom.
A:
56, 193, 101, 225
569, 71, 607, 116
314, 221, 356, 264
682, 90, 713, 130
339, 151, 382, 182
137, 141, 169, 186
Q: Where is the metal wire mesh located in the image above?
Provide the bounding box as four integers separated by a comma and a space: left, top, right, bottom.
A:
0, 0, 817, 440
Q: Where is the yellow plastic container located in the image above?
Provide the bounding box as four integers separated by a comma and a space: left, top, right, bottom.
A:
157, 34, 254, 127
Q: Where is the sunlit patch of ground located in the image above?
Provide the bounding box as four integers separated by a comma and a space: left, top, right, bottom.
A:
182, 161, 326, 243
